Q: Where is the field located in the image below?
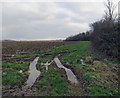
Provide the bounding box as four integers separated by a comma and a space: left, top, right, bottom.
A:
2, 41, 76, 55
2, 41, 119, 96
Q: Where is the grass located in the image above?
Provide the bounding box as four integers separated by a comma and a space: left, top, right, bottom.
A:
3, 70, 23, 86
88, 87, 113, 96
79, 56, 119, 96
42, 41, 90, 66
60, 41, 90, 65
2, 62, 29, 87
2, 62, 28, 71
35, 65, 70, 96
82, 72, 100, 83
11, 53, 39, 60
111, 60, 119, 64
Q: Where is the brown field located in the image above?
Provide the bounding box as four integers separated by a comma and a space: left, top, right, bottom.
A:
2, 41, 76, 55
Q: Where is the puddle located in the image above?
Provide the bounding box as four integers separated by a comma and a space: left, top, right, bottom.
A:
54, 57, 78, 84
26, 57, 41, 87
41, 61, 53, 70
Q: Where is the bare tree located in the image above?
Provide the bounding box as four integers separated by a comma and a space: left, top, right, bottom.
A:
104, 0, 117, 21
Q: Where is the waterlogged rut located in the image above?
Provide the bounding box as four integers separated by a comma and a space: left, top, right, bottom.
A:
12, 57, 41, 96
26, 57, 41, 87
54, 57, 78, 84
27, 56, 78, 86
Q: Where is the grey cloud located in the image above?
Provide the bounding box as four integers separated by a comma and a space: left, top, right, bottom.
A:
2, 2, 106, 40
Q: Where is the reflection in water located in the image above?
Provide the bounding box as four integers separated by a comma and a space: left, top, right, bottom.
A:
26, 57, 41, 87
54, 57, 78, 84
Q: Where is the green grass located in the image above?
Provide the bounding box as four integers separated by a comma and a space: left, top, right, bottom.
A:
39, 55, 53, 63
36, 66, 70, 96
88, 87, 113, 96
11, 53, 40, 59
11, 54, 28, 58
3, 70, 23, 86
111, 60, 119, 64
2, 62, 28, 87
79, 57, 118, 96
82, 72, 100, 83
43, 41, 90, 66
60, 41, 90, 65
2, 62, 28, 71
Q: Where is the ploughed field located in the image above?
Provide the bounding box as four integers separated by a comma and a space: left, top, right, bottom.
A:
2, 41, 76, 55
2, 41, 119, 96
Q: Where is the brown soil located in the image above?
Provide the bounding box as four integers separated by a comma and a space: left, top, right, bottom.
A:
2, 41, 77, 55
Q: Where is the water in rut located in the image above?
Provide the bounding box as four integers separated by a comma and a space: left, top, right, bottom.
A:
26, 57, 41, 87
54, 57, 78, 84
41, 61, 53, 70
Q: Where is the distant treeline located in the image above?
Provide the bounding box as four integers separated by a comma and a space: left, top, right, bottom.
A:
65, 0, 119, 59
65, 31, 91, 41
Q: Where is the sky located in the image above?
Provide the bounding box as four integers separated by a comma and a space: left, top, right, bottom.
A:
0, 0, 119, 41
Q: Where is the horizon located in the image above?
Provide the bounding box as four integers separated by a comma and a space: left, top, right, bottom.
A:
2, 38, 65, 41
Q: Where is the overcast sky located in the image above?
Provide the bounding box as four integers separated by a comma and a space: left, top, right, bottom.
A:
1, 0, 119, 40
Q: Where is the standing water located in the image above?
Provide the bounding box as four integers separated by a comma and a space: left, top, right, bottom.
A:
41, 61, 53, 70
26, 57, 41, 87
54, 57, 78, 84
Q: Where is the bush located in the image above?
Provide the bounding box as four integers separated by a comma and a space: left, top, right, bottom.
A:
90, 19, 119, 58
